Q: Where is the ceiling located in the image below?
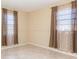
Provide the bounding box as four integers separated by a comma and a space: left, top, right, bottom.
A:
1, 0, 73, 12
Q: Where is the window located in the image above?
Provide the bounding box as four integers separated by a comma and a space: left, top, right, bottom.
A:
7, 10, 15, 45
2, 8, 18, 46
57, 4, 72, 31
49, 1, 77, 53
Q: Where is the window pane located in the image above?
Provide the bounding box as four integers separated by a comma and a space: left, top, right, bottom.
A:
57, 3, 72, 32
57, 20, 72, 25
57, 25, 72, 31
57, 15, 71, 20
7, 11, 14, 24
7, 11, 14, 33
57, 9, 71, 16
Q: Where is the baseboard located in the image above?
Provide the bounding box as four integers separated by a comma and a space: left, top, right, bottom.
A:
1, 43, 28, 50
28, 42, 77, 57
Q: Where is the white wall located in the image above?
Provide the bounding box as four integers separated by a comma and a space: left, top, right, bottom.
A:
28, 7, 51, 47
18, 11, 28, 44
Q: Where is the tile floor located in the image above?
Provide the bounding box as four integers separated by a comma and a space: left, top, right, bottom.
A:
1, 44, 77, 59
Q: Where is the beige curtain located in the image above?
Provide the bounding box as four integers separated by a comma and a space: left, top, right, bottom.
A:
57, 3, 73, 52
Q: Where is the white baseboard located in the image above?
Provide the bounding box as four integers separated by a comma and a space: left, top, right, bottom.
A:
1, 43, 28, 50
28, 42, 77, 57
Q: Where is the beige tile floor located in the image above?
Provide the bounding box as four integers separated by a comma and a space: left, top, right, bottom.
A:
1, 44, 77, 59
